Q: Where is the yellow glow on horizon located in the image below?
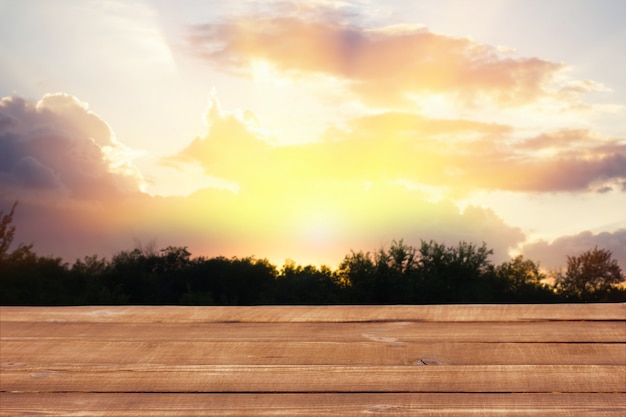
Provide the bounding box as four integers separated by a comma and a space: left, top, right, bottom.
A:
296, 210, 340, 247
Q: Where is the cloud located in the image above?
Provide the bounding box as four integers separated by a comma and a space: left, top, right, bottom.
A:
168, 93, 626, 195
315, 117, 626, 193
186, 4, 572, 108
178, 4, 626, 196
11, 156, 62, 189
164, 93, 275, 185
496, 129, 626, 192
162, 95, 528, 264
2, 93, 617, 270
167, 98, 503, 188
0, 93, 143, 201
522, 229, 626, 271
2, 93, 525, 267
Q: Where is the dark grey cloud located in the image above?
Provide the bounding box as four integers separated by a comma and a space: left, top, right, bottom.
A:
0, 94, 142, 200
12, 156, 62, 189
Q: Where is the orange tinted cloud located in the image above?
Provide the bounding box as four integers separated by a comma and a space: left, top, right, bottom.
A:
187, 8, 565, 107
164, 95, 276, 185
322, 119, 626, 192
168, 95, 626, 194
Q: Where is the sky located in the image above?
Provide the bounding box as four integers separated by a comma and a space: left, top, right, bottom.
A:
1, 0, 625, 271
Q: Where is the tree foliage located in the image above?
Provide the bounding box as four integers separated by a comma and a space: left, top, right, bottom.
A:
495, 255, 554, 302
555, 247, 625, 301
0, 202, 33, 262
1, 202, 624, 305
0, 203, 16, 261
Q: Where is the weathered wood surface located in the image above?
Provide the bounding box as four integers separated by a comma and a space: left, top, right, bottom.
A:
1, 304, 625, 416
2, 303, 624, 322
2, 393, 626, 417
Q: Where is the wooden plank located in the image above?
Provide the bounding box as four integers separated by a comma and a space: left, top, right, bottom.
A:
2, 393, 625, 417
3, 320, 624, 343
2, 340, 624, 366
2, 304, 624, 323
1, 305, 623, 416
2, 364, 624, 393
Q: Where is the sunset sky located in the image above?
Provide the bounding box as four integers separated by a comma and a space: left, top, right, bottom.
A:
1, 0, 625, 270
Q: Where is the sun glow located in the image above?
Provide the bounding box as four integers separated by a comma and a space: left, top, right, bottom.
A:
251, 59, 292, 87
299, 213, 339, 247
410, 93, 458, 118
2, 1, 625, 271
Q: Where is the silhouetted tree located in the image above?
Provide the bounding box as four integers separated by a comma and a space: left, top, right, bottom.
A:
371, 240, 419, 303
71, 255, 127, 304
184, 256, 277, 305
2, 208, 624, 305
415, 240, 496, 303
104, 245, 195, 304
275, 260, 341, 304
336, 249, 377, 303
0, 202, 33, 262
0, 202, 44, 304
337, 240, 498, 304
554, 247, 625, 301
154, 246, 192, 273
0, 246, 71, 305
495, 255, 557, 302
106, 247, 153, 303
0, 202, 16, 261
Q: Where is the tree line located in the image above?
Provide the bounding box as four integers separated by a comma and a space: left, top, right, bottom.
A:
1, 203, 625, 305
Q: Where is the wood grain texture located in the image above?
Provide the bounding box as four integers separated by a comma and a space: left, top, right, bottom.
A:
2, 364, 624, 393
1, 304, 625, 322
3, 320, 624, 342
2, 393, 625, 417
2, 340, 623, 365
1, 304, 624, 416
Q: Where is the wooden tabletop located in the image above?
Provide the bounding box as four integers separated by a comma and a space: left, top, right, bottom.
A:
1, 304, 625, 416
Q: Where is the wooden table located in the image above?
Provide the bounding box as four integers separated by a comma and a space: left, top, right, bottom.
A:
1, 304, 625, 416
